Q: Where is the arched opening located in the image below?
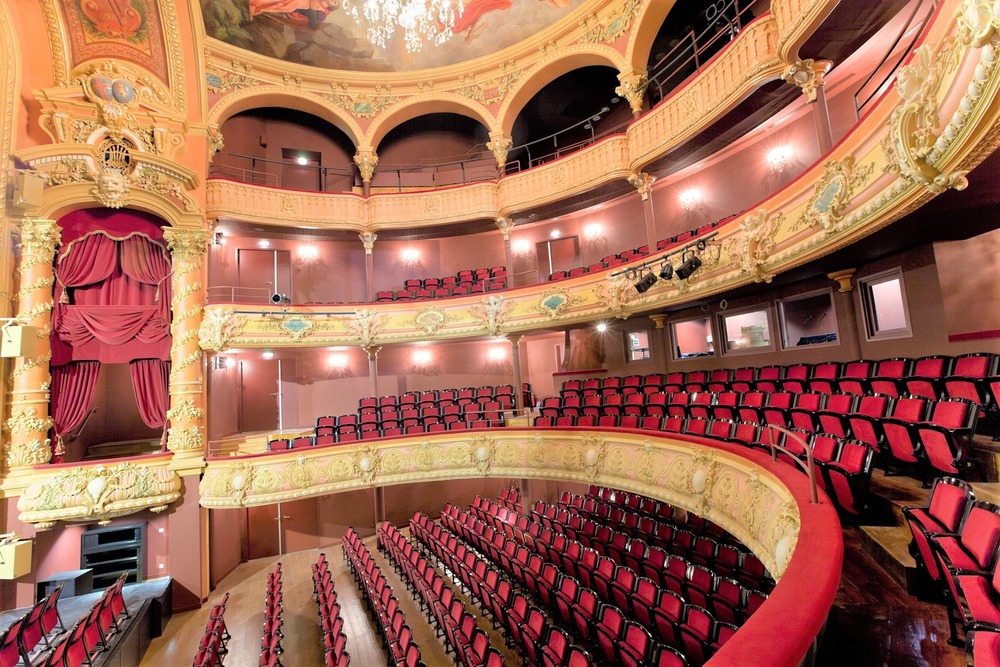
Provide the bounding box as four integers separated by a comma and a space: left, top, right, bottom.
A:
213, 108, 358, 193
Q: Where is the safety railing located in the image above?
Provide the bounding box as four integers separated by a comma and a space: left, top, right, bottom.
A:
761, 423, 820, 504
206, 286, 273, 304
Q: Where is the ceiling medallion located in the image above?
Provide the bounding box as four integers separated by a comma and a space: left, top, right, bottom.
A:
341, 0, 463, 53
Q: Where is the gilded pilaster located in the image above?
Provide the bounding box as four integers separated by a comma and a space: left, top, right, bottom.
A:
6, 219, 60, 470
163, 228, 211, 458
780, 59, 831, 102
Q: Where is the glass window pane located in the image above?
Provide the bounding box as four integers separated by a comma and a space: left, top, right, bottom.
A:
871, 278, 907, 332
779, 291, 838, 347
627, 331, 650, 362
722, 309, 771, 351
671, 318, 714, 359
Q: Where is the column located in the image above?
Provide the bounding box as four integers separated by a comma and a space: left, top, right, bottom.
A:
782, 59, 834, 154
628, 173, 657, 252
163, 228, 212, 458
360, 232, 377, 301
373, 487, 386, 524
5, 218, 60, 470
354, 148, 378, 197
486, 131, 513, 172
509, 335, 524, 413
616, 69, 649, 118
365, 345, 381, 398
827, 269, 862, 359
496, 217, 513, 281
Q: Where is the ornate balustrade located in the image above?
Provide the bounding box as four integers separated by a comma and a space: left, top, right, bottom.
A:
200, 427, 841, 666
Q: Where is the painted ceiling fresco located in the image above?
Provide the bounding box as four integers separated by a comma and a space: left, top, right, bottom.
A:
201, 0, 587, 72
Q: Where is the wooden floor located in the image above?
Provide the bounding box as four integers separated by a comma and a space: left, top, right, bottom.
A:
144, 469, 973, 667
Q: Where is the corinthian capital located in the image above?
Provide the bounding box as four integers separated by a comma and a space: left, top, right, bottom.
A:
354, 148, 379, 183
781, 59, 832, 102
627, 173, 656, 200
164, 228, 212, 263
18, 218, 62, 256
615, 70, 649, 114
486, 132, 514, 170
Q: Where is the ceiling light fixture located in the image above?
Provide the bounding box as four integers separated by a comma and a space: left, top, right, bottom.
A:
341, 0, 463, 53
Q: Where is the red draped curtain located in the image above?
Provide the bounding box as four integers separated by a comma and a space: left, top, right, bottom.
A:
49, 214, 175, 460
50, 361, 102, 457
52, 231, 172, 365
129, 358, 171, 429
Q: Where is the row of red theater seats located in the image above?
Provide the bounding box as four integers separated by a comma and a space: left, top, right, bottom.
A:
438, 503, 720, 666
539, 391, 979, 479
402, 266, 507, 291
258, 562, 284, 667
558, 353, 999, 401
193, 593, 230, 667
266, 418, 506, 451
409, 511, 595, 666
356, 385, 520, 412
378, 522, 504, 667
375, 279, 507, 302
549, 220, 727, 283
903, 477, 1000, 663
313, 552, 349, 667
342, 528, 426, 667
484, 496, 769, 629
6, 573, 131, 667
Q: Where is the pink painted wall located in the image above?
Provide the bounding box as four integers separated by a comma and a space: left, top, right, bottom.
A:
933, 227, 1000, 339
167, 474, 206, 611
209, 508, 245, 589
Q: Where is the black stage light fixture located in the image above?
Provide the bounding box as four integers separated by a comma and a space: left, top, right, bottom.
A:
659, 261, 674, 280
635, 270, 657, 294
675, 255, 703, 280
271, 293, 292, 306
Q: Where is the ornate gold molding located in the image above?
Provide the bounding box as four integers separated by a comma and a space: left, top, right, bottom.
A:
354, 149, 378, 184
780, 59, 831, 102
615, 70, 648, 114
627, 172, 655, 200
17, 459, 181, 529
359, 232, 377, 254
792, 156, 874, 232
725, 209, 785, 283
199, 429, 808, 580
486, 132, 514, 170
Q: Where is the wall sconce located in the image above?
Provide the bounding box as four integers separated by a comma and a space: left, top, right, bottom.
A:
487, 346, 507, 363
767, 146, 793, 173
512, 239, 532, 255
212, 231, 225, 246
679, 188, 702, 212
299, 245, 318, 260
401, 248, 420, 265
212, 355, 231, 370
595, 322, 609, 333
412, 349, 432, 366
583, 224, 604, 241
327, 353, 348, 369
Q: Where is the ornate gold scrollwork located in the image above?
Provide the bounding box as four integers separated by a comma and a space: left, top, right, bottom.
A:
724, 209, 785, 283
792, 156, 874, 232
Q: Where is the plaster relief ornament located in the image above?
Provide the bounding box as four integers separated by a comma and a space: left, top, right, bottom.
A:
474, 295, 510, 336
347, 309, 387, 348
413, 305, 449, 334
724, 209, 785, 283
881, 42, 969, 194
792, 156, 874, 232
199, 307, 245, 351
595, 273, 635, 319
538, 288, 575, 318
956, 0, 1000, 48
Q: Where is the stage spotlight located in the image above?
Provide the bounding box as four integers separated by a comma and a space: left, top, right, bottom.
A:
675, 255, 703, 280
659, 261, 674, 280
271, 293, 291, 306
634, 270, 657, 294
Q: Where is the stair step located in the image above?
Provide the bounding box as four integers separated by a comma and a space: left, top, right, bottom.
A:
859, 526, 926, 595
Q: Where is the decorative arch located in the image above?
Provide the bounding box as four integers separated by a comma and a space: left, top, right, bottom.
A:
623, 0, 680, 73
366, 95, 497, 152
498, 46, 627, 135
208, 87, 365, 148
35, 183, 202, 230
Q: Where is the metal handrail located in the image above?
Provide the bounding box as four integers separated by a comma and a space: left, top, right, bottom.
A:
853, 0, 939, 117
761, 423, 820, 504
206, 286, 273, 304
646, 0, 767, 104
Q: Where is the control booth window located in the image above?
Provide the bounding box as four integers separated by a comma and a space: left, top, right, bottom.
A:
859, 268, 912, 340
720, 307, 774, 354
671, 317, 715, 360
626, 330, 651, 362
778, 290, 839, 348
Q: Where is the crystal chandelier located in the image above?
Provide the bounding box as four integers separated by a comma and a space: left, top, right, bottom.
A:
342, 0, 463, 53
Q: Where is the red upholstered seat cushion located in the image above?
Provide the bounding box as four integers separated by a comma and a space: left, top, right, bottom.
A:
930, 483, 972, 532
957, 573, 1000, 624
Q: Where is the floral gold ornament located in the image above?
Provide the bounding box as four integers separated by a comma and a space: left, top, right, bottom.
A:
18, 462, 181, 529
792, 156, 874, 232
881, 42, 969, 194
347, 309, 387, 348
725, 209, 785, 283
474, 295, 509, 336
413, 306, 449, 334
198, 307, 245, 351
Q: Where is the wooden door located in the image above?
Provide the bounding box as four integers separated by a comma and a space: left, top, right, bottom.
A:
239, 358, 279, 433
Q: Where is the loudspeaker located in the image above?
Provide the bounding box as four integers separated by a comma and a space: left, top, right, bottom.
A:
634, 272, 658, 294
13, 172, 44, 210
1, 325, 39, 358
675, 255, 703, 280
